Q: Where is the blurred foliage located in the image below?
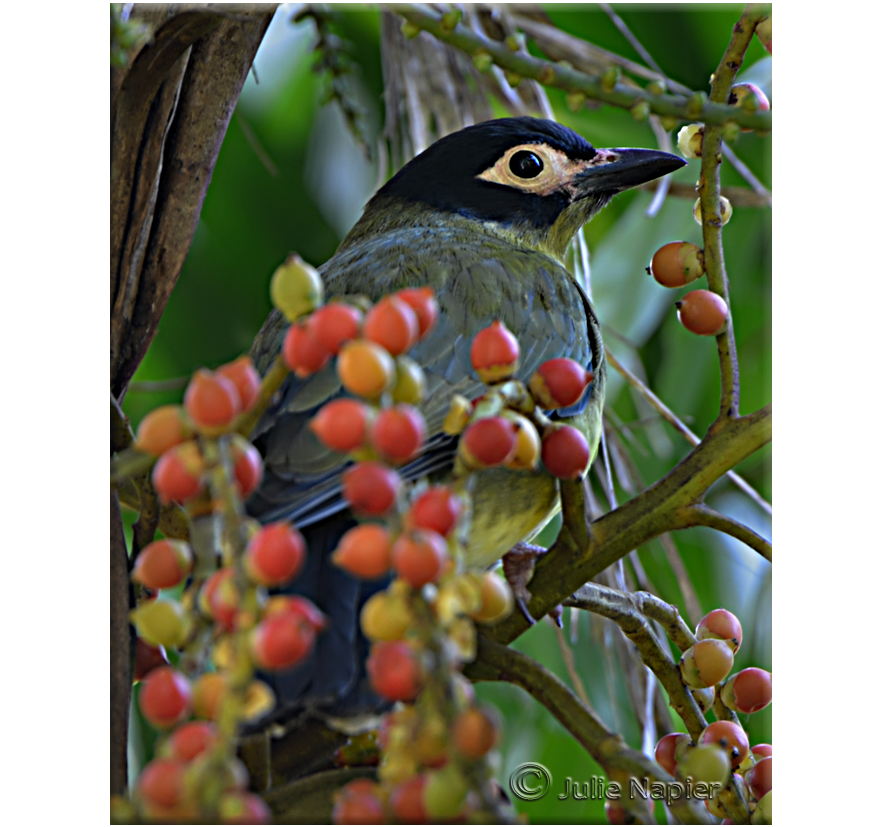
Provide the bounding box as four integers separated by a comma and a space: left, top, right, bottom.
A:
122, 5, 770, 821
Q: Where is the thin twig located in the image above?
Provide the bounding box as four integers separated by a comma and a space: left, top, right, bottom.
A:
681, 504, 772, 563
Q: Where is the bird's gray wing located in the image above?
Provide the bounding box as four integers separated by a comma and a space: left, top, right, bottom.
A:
247, 224, 595, 526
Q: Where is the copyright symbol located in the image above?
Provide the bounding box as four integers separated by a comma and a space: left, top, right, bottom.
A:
509, 762, 552, 801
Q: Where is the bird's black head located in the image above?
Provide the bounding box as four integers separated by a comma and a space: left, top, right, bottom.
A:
359, 117, 685, 259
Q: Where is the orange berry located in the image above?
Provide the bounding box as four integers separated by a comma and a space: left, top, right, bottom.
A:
391, 529, 448, 588
309, 398, 370, 453
676, 290, 729, 336
470, 570, 513, 624
282, 322, 331, 377
308, 302, 364, 355
396, 287, 438, 339
370, 404, 426, 463
216, 356, 261, 412
364, 295, 419, 356
135, 405, 192, 456
132, 539, 193, 590
342, 461, 401, 515
337, 340, 396, 398
184, 369, 242, 433
470, 321, 519, 383
541, 424, 590, 480
332, 523, 393, 579
451, 707, 499, 759
191, 672, 228, 720
649, 242, 705, 288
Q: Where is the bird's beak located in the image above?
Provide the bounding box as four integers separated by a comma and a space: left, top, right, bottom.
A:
572, 148, 686, 197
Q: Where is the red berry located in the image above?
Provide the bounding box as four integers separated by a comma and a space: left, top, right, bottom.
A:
529, 358, 592, 409
408, 486, 463, 537
470, 321, 519, 383
367, 640, 423, 702
721, 667, 772, 714
264, 595, 326, 631
133, 637, 169, 682
745, 756, 772, 800
137, 758, 188, 810
541, 424, 591, 480
308, 302, 364, 355
199, 568, 240, 631
752, 743, 772, 761
167, 721, 218, 761
391, 529, 449, 588
251, 611, 317, 670
282, 322, 331, 377
676, 290, 729, 336
698, 721, 749, 770
152, 441, 205, 504
460, 416, 517, 468
364, 295, 419, 356
139, 666, 192, 729
390, 775, 428, 823
230, 435, 263, 498
245, 522, 306, 586
370, 404, 426, 463
332, 523, 393, 579
654, 733, 692, 776
309, 399, 371, 453
332, 780, 386, 824
219, 791, 273, 825
342, 462, 401, 515
696, 608, 743, 653
396, 287, 438, 339
132, 540, 193, 590
184, 369, 242, 432
217, 356, 261, 412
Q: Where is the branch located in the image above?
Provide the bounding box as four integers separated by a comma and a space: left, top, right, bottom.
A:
700, 5, 770, 424
681, 504, 772, 563
482, 405, 771, 646
468, 639, 706, 824
564, 583, 706, 740
110, 489, 133, 795
391, 5, 771, 131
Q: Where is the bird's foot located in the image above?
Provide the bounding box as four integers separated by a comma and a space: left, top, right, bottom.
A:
501, 542, 562, 626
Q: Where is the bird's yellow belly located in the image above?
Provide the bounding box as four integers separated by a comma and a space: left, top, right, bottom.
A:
463, 467, 560, 569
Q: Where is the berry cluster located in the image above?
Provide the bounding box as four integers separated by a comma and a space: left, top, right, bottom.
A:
264, 257, 597, 822
654, 608, 772, 823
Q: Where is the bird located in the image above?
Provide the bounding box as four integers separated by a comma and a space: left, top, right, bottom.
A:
246, 116, 684, 725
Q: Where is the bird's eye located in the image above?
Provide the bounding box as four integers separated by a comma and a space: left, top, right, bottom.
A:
509, 151, 543, 179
